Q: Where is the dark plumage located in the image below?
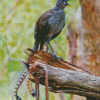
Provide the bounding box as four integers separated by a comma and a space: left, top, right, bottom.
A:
33, 0, 69, 60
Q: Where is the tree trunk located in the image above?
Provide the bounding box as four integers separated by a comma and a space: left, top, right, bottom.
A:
80, 0, 100, 76
66, 0, 100, 100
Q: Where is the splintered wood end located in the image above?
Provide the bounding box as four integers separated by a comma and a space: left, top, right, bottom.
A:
25, 48, 92, 75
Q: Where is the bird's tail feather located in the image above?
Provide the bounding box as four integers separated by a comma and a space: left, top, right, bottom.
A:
40, 40, 45, 50
33, 40, 40, 50
33, 40, 45, 51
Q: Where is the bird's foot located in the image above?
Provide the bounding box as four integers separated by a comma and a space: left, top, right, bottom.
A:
16, 95, 21, 100
51, 53, 62, 61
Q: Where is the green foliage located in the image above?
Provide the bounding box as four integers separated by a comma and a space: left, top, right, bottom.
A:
0, 0, 80, 99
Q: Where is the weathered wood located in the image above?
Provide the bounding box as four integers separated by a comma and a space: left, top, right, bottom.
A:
25, 48, 92, 75
28, 61, 100, 99
24, 49, 100, 99
80, 0, 100, 76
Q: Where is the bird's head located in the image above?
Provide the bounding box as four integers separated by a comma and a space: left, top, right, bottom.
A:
56, 0, 69, 9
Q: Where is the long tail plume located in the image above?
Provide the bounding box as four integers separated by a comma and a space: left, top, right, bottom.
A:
27, 74, 36, 97
14, 71, 28, 100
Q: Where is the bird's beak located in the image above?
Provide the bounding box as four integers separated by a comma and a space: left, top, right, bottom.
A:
66, 3, 70, 6
63, 1, 70, 6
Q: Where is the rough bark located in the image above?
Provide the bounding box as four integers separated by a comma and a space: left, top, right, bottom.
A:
80, 0, 100, 76
66, 0, 100, 100
66, 7, 86, 100
27, 61, 100, 99
23, 49, 100, 100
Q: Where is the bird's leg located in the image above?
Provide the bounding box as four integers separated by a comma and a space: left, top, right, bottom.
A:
47, 41, 61, 61
45, 39, 62, 61
44, 41, 52, 53
48, 41, 54, 53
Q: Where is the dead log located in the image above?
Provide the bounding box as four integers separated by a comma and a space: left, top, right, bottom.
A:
23, 49, 100, 99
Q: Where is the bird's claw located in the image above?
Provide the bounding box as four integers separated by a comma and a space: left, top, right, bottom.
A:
51, 53, 62, 61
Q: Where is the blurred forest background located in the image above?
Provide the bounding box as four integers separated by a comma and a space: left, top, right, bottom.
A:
1, 0, 100, 100
0, 0, 80, 100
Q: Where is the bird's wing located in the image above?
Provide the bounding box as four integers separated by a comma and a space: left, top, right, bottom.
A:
34, 9, 53, 39
48, 10, 65, 39
51, 23, 65, 40
48, 11, 61, 33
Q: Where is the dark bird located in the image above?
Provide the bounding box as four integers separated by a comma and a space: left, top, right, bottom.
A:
33, 0, 69, 61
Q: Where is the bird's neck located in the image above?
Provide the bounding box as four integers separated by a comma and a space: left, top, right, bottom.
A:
54, 2, 63, 11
